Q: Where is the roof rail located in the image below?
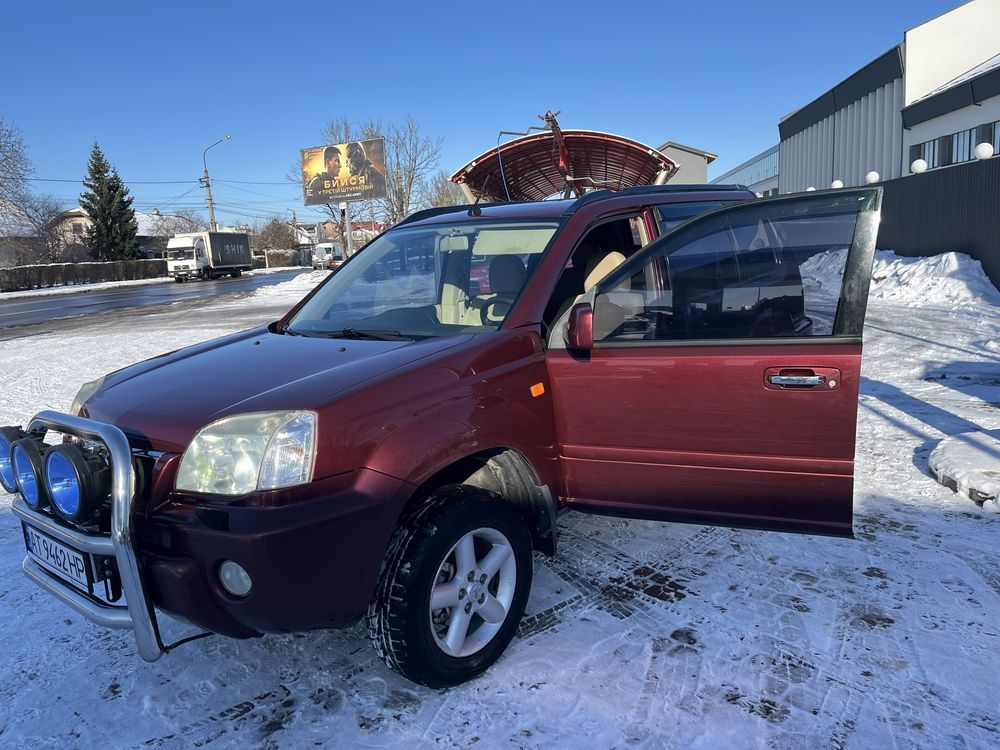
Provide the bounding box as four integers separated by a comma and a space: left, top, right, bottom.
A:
395, 202, 510, 227
564, 183, 751, 214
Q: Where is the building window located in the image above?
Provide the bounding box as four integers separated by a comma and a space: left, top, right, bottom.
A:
913, 121, 999, 171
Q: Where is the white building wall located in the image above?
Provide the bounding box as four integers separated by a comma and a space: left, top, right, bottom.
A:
779, 79, 904, 193
903, 92, 1000, 167
904, 0, 1000, 105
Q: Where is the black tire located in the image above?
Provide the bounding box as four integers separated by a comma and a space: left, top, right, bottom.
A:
230, 269, 241, 278
173, 277, 184, 283
367, 485, 532, 688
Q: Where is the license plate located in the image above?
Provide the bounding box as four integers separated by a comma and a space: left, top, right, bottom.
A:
22, 523, 92, 592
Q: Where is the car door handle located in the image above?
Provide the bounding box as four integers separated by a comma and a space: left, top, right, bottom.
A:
764, 367, 841, 391
769, 375, 824, 386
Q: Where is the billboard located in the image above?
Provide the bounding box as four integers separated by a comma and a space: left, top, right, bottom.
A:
301, 137, 387, 206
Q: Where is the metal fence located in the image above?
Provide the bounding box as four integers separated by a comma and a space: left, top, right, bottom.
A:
876, 157, 1000, 287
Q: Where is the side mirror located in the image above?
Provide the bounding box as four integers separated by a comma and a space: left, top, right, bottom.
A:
565, 302, 593, 351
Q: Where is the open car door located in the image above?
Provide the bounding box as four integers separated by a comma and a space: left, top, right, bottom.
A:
545, 188, 881, 536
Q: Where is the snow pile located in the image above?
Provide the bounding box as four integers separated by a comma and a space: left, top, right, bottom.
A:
237, 269, 326, 303
801, 249, 1000, 307
928, 431, 1000, 510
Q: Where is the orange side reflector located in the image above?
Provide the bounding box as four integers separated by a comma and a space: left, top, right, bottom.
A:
530, 383, 545, 398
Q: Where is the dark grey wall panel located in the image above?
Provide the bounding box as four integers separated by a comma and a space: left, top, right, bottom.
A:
876, 157, 1000, 288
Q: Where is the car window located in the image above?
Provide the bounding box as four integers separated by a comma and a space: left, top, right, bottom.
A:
653, 201, 726, 232
288, 220, 561, 339
593, 193, 870, 342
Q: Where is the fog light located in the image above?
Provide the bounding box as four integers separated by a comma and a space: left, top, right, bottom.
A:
11, 439, 49, 509
219, 560, 252, 597
44, 443, 110, 523
0, 427, 27, 494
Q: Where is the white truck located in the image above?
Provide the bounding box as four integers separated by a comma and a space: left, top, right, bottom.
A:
166, 232, 253, 282
311, 241, 345, 271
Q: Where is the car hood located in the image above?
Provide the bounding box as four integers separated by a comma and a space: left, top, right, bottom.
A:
84, 327, 472, 451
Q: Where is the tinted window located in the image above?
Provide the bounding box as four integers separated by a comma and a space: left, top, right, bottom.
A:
654, 201, 724, 232
593, 193, 869, 342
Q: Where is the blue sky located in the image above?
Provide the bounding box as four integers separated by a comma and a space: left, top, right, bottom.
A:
3, 0, 959, 226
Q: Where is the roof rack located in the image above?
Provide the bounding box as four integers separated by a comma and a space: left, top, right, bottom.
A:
394, 204, 486, 227
564, 183, 751, 214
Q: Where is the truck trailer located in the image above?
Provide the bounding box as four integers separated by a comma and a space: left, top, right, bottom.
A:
166, 232, 253, 282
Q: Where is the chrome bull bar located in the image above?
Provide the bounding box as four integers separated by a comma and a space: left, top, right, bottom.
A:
10, 410, 164, 661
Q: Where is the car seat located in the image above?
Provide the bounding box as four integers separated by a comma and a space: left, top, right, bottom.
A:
466, 255, 527, 324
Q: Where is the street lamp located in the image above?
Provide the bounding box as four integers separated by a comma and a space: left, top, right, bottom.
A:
202, 135, 231, 231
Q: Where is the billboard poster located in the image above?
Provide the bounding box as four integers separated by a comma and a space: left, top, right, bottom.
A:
301, 137, 388, 206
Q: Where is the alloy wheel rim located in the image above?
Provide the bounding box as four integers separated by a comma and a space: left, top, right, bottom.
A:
428, 526, 517, 658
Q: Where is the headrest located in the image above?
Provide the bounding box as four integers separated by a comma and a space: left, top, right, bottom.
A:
489, 255, 527, 294
584, 251, 626, 291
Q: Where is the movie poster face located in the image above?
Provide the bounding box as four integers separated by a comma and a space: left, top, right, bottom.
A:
301, 137, 387, 205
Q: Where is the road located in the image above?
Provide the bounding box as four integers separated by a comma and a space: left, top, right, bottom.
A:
0, 269, 305, 329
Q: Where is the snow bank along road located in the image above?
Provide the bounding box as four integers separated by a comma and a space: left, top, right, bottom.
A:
1, 262, 1000, 749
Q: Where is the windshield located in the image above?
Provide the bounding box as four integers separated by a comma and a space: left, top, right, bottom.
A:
167, 249, 194, 260
288, 219, 561, 339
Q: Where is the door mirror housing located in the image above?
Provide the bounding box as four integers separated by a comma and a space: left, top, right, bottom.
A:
566, 302, 593, 350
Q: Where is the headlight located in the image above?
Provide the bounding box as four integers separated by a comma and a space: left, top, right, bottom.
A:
70, 376, 106, 416
175, 411, 317, 496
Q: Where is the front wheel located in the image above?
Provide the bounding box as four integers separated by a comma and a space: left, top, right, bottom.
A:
367, 485, 532, 688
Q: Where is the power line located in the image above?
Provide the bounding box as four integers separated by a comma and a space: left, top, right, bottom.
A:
28, 177, 199, 185
30, 177, 299, 186
214, 179, 296, 186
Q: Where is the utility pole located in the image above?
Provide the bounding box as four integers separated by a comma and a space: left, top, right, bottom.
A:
342, 201, 355, 257
202, 135, 231, 232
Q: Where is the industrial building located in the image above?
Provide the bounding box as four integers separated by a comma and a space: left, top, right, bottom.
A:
713, 0, 1000, 193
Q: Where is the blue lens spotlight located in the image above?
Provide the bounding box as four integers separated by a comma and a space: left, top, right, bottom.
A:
11, 439, 48, 510
0, 426, 27, 494
45, 449, 81, 518
44, 443, 110, 523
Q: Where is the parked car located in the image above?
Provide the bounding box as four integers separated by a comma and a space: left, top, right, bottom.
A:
1, 184, 880, 687
311, 241, 345, 271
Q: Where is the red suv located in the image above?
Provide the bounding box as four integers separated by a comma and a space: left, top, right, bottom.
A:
1, 184, 880, 687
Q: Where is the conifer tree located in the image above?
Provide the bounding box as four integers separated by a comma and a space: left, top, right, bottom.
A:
79, 143, 140, 260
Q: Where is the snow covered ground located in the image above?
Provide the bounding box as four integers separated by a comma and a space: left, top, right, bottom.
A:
1, 258, 1000, 748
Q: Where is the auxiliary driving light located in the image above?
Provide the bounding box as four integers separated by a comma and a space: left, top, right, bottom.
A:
44, 443, 110, 523
0, 426, 27, 494
219, 560, 253, 597
11, 439, 49, 510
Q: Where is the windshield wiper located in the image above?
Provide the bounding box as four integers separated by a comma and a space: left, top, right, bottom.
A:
325, 328, 410, 341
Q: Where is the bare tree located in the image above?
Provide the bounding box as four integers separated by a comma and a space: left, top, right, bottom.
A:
257, 218, 295, 250
171, 209, 209, 231
380, 116, 443, 224
0, 119, 70, 265
421, 170, 468, 209
0, 118, 32, 212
